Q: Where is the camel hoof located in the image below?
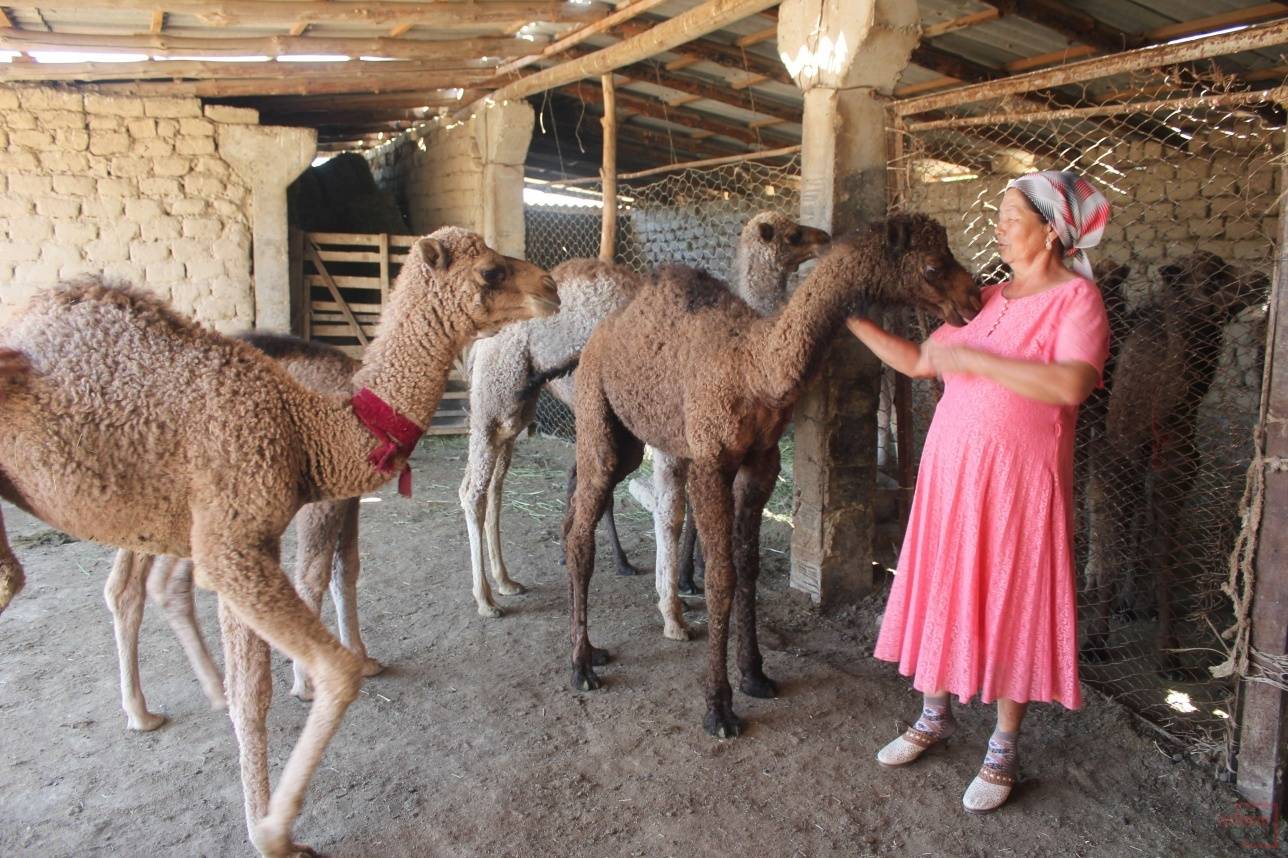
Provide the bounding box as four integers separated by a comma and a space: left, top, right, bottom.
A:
615, 560, 640, 577
570, 665, 602, 692
663, 623, 691, 642
740, 671, 778, 699
703, 707, 742, 739
678, 581, 703, 597
590, 646, 611, 666
361, 657, 385, 677
252, 821, 319, 858
127, 711, 168, 732
478, 603, 504, 619
290, 682, 315, 703
496, 580, 527, 596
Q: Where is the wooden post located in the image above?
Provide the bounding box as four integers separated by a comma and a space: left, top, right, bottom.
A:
289, 226, 308, 338
378, 231, 391, 306
1235, 107, 1288, 831
599, 72, 618, 262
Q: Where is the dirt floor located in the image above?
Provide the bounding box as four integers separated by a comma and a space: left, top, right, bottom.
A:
0, 435, 1279, 857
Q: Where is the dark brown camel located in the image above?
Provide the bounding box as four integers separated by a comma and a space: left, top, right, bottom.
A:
563, 215, 981, 737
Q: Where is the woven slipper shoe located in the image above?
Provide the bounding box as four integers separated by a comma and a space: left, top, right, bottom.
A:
962, 765, 1018, 814
876, 726, 950, 768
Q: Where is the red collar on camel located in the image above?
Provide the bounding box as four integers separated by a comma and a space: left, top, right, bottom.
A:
351, 387, 424, 498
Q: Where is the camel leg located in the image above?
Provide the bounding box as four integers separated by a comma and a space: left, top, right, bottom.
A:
199, 533, 363, 858
650, 451, 690, 641
460, 430, 504, 618
0, 506, 25, 615
105, 549, 167, 731
564, 393, 640, 689
484, 438, 527, 596
329, 498, 383, 678
677, 502, 704, 596
219, 596, 272, 841
604, 493, 640, 577
147, 556, 225, 710
688, 462, 739, 738
733, 446, 780, 699
290, 502, 344, 701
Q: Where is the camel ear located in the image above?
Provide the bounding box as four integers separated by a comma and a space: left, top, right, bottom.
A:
414, 238, 451, 271
758, 221, 776, 242
885, 217, 910, 257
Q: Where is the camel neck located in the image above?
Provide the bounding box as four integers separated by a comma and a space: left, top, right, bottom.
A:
350, 288, 465, 431
733, 248, 788, 316
750, 258, 864, 405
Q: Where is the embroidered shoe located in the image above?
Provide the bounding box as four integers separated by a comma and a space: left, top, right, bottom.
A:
962, 764, 1018, 813
876, 725, 952, 768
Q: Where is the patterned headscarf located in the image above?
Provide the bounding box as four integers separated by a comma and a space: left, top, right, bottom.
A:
1005, 171, 1110, 280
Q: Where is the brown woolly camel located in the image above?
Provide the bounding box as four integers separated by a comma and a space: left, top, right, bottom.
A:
563, 214, 980, 737
1083, 251, 1267, 675
0, 227, 558, 857
104, 335, 378, 732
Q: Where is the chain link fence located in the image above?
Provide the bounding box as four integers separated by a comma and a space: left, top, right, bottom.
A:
890, 66, 1284, 768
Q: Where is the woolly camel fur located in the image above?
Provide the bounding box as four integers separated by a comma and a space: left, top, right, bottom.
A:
459, 211, 829, 628
564, 215, 980, 737
0, 227, 558, 858
1083, 251, 1267, 673
642, 212, 830, 639
104, 335, 378, 732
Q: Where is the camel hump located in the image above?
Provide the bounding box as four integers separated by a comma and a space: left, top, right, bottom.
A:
238, 332, 347, 363
653, 264, 740, 315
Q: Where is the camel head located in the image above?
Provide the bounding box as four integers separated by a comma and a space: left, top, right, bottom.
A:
402, 227, 560, 340
1161, 250, 1267, 324
813, 213, 979, 326
737, 211, 831, 312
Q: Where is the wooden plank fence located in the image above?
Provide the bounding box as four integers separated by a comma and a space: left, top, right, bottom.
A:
291, 229, 469, 436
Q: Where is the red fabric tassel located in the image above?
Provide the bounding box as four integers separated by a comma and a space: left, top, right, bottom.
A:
351, 387, 424, 498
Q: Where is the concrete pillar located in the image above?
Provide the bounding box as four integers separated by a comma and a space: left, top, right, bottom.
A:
778, 0, 919, 606
472, 100, 534, 258
219, 124, 316, 332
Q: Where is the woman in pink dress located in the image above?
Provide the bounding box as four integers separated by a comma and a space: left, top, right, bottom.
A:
848, 171, 1111, 814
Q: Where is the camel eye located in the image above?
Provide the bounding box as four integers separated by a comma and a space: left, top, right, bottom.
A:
924, 265, 940, 279
787, 231, 802, 246
480, 265, 505, 287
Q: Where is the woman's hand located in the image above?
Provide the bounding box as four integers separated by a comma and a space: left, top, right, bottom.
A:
918, 340, 977, 377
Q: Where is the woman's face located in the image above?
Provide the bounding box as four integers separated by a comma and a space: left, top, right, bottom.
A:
995, 187, 1055, 268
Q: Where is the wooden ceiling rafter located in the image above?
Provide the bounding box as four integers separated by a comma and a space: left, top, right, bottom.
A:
88, 74, 497, 98
979, 0, 1145, 54
18, 1, 612, 29
0, 29, 542, 60
0, 58, 495, 83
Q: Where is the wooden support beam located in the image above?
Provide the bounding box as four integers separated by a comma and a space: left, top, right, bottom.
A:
150, 10, 166, 34
923, 8, 1000, 38
599, 73, 617, 261
388, 23, 414, 37
21, 1, 611, 28
89, 74, 494, 98
0, 59, 491, 83
980, 0, 1144, 53
473, 0, 780, 111
561, 80, 794, 146
1235, 113, 1288, 831
898, 17, 1288, 116
498, 0, 674, 76
0, 8, 13, 29
609, 58, 801, 122
0, 29, 540, 60
1144, 3, 1287, 41
1004, 45, 1097, 73
613, 18, 791, 85
735, 24, 777, 48
289, 21, 310, 37
241, 91, 473, 115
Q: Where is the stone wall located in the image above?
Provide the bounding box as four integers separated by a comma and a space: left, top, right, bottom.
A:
363, 101, 533, 257
0, 85, 259, 333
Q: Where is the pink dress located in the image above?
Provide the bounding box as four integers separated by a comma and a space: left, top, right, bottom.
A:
873, 277, 1110, 710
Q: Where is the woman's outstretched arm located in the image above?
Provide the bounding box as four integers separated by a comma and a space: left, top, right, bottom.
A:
845, 317, 936, 379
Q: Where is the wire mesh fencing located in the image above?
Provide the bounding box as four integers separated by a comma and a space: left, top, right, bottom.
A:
889, 65, 1284, 768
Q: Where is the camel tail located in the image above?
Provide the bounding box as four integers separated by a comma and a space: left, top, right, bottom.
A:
518, 355, 580, 404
